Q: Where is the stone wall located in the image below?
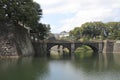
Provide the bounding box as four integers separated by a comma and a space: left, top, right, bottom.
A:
0, 22, 34, 57
32, 41, 47, 57
113, 41, 120, 53
103, 40, 120, 53
103, 40, 114, 53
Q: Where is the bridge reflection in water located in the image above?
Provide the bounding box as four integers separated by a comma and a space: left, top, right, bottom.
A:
0, 53, 120, 80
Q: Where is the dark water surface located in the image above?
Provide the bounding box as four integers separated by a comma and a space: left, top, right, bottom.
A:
0, 53, 120, 80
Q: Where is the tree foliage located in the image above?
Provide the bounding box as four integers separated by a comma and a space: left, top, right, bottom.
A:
31, 23, 51, 40
0, 0, 51, 40
69, 21, 120, 41
0, 0, 42, 28
81, 22, 107, 38
106, 22, 120, 39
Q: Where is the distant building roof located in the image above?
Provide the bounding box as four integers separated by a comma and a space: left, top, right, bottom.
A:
59, 31, 69, 38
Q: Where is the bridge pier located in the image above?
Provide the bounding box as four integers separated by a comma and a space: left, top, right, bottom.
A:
98, 41, 103, 53
71, 43, 75, 57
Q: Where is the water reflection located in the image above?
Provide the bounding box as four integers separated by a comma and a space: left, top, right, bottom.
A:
0, 58, 49, 80
50, 48, 70, 59
71, 53, 120, 80
0, 53, 120, 80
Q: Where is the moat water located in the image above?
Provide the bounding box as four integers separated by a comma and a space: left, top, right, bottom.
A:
0, 53, 120, 80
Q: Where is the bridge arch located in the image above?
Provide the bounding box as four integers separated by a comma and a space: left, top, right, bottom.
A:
74, 43, 99, 54
47, 43, 71, 56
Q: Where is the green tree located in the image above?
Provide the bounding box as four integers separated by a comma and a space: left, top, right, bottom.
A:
81, 22, 107, 39
69, 21, 109, 41
69, 27, 82, 40
0, 0, 42, 28
31, 23, 51, 40
106, 22, 120, 39
0, 0, 51, 40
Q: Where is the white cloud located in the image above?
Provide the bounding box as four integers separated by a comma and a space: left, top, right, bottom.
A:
34, 0, 120, 33
59, 8, 112, 32
34, 0, 63, 6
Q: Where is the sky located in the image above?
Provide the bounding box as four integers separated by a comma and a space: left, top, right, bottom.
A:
34, 0, 120, 33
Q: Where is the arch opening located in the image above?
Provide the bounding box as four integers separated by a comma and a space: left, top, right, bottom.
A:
48, 45, 70, 58
74, 45, 97, 59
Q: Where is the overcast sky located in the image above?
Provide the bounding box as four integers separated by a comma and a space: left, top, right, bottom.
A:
34, 0, 120, 33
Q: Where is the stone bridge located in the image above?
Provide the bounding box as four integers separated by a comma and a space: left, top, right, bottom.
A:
33, 40, 120, 56
33, 40, 114, 55
45, 40, 104, 56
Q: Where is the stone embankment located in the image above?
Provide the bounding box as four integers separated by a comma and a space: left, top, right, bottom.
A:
103, 40, 120, 53
0, 22, 34, 57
